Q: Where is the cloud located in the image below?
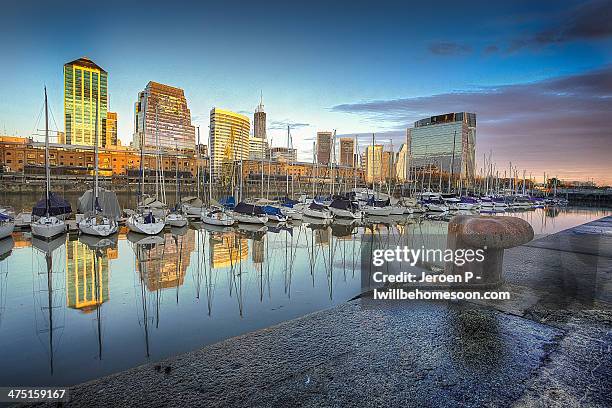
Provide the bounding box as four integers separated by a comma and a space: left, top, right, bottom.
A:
483, 45, 499, 55
428, 42, 472, 55
268, 120, 310, 130
509, 0, 612, 51
331, 66, 612, 184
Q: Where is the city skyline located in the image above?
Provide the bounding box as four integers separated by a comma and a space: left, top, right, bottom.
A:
1, 0, 611, 184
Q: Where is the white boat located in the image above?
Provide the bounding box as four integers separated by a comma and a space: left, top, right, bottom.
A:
78, 215, 118, 237
281, 206, 303, 220
31, 216, 66, 239
363, 205, 393, 216
232, 202, 268, 224
14, 212, 32, 228
30, 88, 69, 240
77, 110, 121, 238
424, 202, 449, 212
329, 199, 363, 219
166, 211, 188, 227
201, 208, 234, 226
181, 197, 206, 216
389, 205, 405, 215
126, 212, 165, 235
0, 210, 15, 240
303, 202, 333, 220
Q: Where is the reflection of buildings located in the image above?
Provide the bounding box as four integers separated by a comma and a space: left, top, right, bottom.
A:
252, 238, 265, 265
136, 230, 195, 291
65, 240, 110, 313
314, 227, 331, 245
209, 232, 248, 268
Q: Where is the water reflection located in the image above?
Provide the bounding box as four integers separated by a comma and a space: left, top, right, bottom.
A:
0, 207, 607, 387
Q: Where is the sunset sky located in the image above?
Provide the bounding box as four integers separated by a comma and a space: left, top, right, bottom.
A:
1, 0, 611, 184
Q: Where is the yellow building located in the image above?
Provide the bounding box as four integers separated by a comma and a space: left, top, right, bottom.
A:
395, 143, 409, 182
366, 145, 383, 183
64, 57, 108, 147
106, 112, 118, 147
210, 108, 250, 179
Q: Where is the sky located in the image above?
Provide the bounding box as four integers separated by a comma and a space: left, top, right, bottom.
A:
1, 0, 611, 184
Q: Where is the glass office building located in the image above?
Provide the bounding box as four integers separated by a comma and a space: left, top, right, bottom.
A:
408, 112, 476, 180
133, 81, 196, 151
64, 57, 108, 146
210, 108, 250, 178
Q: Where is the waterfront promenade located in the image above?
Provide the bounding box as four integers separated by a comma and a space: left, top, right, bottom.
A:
32, 216, 612, 407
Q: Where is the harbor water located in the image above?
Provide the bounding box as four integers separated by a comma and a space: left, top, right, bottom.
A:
0, 206, 608, 387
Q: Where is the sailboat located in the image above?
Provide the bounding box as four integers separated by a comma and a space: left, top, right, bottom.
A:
78, 96, 119, 237
0, 209, 14, 240
127, 105, 166, 235
201, 126, 234, 226
31, 87, 70, 239
165, 149, 188, 227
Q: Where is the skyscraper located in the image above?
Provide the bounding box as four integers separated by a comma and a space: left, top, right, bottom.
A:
339, 138, 355, 167
395, 143, 409, 182
106, 112, 118, 147
317, 131, 332, 165
365, 144, 383, 183
63, 57, 108, 146
250, 95, 268, 160
408, 112, 476, 179
210, 108, 250, 178
133, 81, 196, 151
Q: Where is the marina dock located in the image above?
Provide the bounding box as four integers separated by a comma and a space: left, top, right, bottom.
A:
31, 215, 612, 407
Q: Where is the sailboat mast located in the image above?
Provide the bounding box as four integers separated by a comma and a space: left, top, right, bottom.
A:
44, 87, 50, 216
196, 126, 200, 200
94, 91, 99, 210
286, 125, 290, 197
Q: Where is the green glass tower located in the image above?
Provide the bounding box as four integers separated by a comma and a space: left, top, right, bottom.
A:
64, 57, 108, 146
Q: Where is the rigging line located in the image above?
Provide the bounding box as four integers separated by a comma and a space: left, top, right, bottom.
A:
31, 100, 44, 140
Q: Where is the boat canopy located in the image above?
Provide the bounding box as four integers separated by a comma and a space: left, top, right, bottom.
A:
308, 202, 327, 211
0, 212, 11, 221
263, 205, 283, 216
330, 199, 359, 211
141, 197, 166, 208
181, 196, 203, 206
77, 189, 122, 220
32, 192, 72, 217
366, 197, 390, 207
219, 196, 236, 209
234, 202, 265, 215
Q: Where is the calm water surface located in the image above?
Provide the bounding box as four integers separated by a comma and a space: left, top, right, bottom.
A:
0, 206, 608, 387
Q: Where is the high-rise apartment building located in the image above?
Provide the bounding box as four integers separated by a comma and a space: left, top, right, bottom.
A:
339, 138, 355, 167
106, 112, 118, 147
408, 112, 476, 179
209, 108, 250, 178
133, 81, 196, 151
365, 144, 383, 183
64, 57, 108, 146
317, 131, 332, 165
250, 96, 268, 160
395, 143, 409, 182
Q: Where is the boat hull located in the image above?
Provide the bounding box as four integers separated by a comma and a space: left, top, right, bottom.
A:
78, 216, 118, 237
166, 213, 188, 227
31, 217, 66, 239
329, 207, 362, 219
232, 213, 268, 224
126, 215, 165, 235
0, 222, 15, 240
303, 208, 333, 219
364, 206, 392, 216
